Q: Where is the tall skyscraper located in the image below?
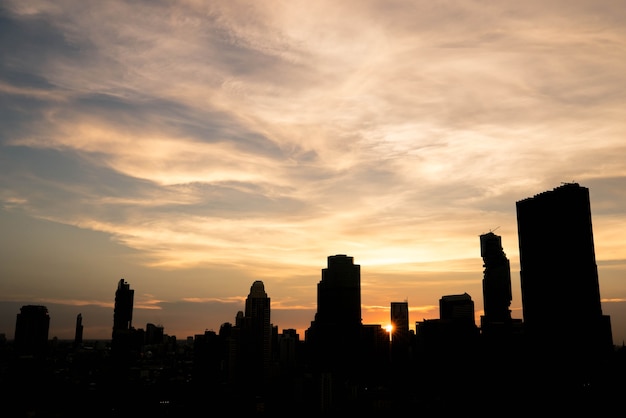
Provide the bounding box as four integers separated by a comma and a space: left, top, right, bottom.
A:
14, 305, 50, 356
74, 313, 83, 348
390, 301, 410, 365
315, 254, 362, 328
479, 231, 513, 334
243, 280, 272, 387
391, 301, 409, 343
111, 278, 134, 358
516, 183, 612, 355
306, 254, 362, 372
305, 255, 363, 413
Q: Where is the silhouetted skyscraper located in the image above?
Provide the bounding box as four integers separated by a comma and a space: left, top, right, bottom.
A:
316, 254, 361, 327
479, 232, 515, 336
516, 183, 612, 355
390, 301, 410, 364
304, 255, 364, 413
243, 280, 272, 387
306, 254, 362, 372
111, 278, 134, 358
74, 313, 83, 348
14, 305, 50, 357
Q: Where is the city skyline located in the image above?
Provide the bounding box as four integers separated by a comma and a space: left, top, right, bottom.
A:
1, 1, 626, 344
2, 226, 623, 346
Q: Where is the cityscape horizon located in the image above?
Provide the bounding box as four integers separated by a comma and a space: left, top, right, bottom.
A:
3, 183, 625, 415
0, 183, 624, 346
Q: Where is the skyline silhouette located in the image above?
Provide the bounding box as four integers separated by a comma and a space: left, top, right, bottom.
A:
2, 184, 624, 349
4, 184, 619, 351
3, 207, 625, 415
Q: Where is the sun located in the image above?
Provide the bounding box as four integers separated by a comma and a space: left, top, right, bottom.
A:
385, 324, 393, 333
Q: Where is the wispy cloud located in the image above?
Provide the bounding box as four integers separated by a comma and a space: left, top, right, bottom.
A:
182, 296, 245, 304
602, 298, 626, 303
29, 298, 113, 309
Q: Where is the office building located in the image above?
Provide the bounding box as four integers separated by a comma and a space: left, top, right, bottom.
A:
306, 254, 362, 373
74, 313, 83, 348
516, 183, 612, 355
14, 305, 50, 356
111, 278, 134, 357
479, 231, 525, 340
243, 280, 272, 386
440, 293, 476, 323
480, 232, 512, 324
145, 323, 164, 345
316, 254, 361, 328
390, 301, 410, 364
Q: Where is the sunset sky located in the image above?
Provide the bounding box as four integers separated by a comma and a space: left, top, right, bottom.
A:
1, 0, 625, 344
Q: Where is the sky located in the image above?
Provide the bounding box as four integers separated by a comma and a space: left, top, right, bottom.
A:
1, 0, 626, 344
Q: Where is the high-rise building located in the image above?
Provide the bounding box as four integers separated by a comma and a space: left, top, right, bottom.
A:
416, 293, 479, 384
14, 305, 50, 356
145, 323, 164, 345
480, 232, 514, 334
391, 301, 409, 342
390, 301, 410, 363
74, 313, 83, 348
306, 254, 362, 372
243, 280, 272, 386
111, 278, 134, 357
516, 183, 612, 354
277, 329, 299, 370
440, 293, 476, 323
314, 254, 362, 328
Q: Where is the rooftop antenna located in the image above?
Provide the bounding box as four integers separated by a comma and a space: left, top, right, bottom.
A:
490, 226, 500, 233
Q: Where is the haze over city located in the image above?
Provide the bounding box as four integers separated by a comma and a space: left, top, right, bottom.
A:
1, 1, 625, 344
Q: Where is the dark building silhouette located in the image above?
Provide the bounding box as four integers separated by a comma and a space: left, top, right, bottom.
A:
415, 293, 480, 402
14, 305, 50, 357
440, 293, 475, 323
305, 254, 363, 412
192, 329, 223, 391
243, 280, 272, 389
415, 293, 480, 348
306, 255, 362, 370
480, 232, 512, 325
276, 328, 299, 370
479, 231, 523, 341
476, 232, 525, 403
390, 301, 410, 365
145, 322, 164, 345
360, 323, 391, 380
391, 301, 409, 343
74, 313, 83, 348
111, 278, 134, 358
317, 254, 362, 327
516, 183, 613, 357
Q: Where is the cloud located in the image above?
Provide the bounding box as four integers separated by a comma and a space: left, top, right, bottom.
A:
182, 296, 245, 304
602, 298, 626, 303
